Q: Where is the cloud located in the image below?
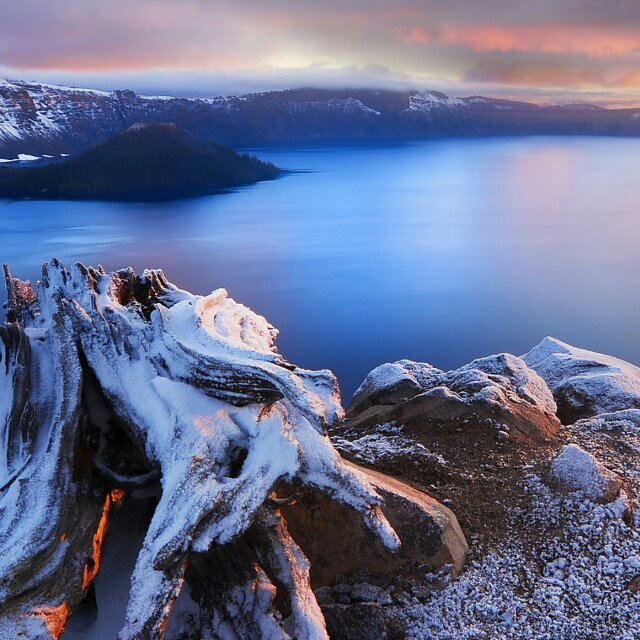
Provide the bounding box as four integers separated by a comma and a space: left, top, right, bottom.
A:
437, 24, 640, 58
1, 0, 639, 104
465, 57, 609, 89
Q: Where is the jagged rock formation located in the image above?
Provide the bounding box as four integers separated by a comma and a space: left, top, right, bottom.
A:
346, 353, 560, 442
0, 260, 404, 639
2, 79, 640, 159
523, 336, 640, 423
0, 260, 470, 640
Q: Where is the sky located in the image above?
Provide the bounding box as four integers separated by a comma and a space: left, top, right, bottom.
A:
1, 0, 640, 106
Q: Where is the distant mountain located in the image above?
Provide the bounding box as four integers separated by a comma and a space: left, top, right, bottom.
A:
0, 123, 279, 201
1, 79, 640, 158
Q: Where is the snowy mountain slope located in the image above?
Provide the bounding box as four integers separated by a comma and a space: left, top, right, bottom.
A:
1, 78, 640, 158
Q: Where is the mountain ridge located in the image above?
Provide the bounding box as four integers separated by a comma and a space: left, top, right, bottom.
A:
1, 78, 640, 158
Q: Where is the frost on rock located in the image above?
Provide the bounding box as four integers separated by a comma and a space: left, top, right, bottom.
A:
399, 476, 640, 640
347, 353, 560, 442
550, 444, 623, 503
333, 422, 447, 467
523, 336, 640, 423
573, 408, 640, 432
0, 260, 399, 640
349, 360, 443, 414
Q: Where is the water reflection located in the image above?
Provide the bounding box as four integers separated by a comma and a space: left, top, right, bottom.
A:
1, 136, 639, 399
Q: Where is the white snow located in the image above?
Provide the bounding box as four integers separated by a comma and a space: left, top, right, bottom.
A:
399, 476, 640, 640
523, 336, 640, 417
408, 92, 466, 112
0, 260, 400, 638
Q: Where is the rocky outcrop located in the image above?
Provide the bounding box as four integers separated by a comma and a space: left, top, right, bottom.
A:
523, 337, 640, 423
186, 461, 468, 640
550, 444, 623, 503
346, 353, 560, 442
336, 339, 640, 639
281, 462, 468, 586
0, 260, 407, 640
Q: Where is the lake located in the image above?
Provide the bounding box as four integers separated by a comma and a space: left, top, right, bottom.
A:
1, 136, 639, 401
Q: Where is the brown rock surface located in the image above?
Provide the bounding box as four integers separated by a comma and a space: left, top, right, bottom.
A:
346, 354, 560, 442
281, 461, 468, 587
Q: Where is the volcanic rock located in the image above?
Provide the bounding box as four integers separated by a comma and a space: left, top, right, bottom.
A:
347, 353, 560, 442
523, 336, 640, 423
550, 444, 623, 503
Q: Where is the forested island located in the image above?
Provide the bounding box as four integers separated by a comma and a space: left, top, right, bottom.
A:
0, 123, 280, 201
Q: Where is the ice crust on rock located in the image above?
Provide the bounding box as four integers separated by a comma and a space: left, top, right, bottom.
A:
0, 260, 399, 640
348, 353, 560, 441
523, 336, 640, 422
550, 444, 622, 503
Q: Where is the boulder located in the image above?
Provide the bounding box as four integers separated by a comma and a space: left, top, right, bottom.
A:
281, 462, 469, 587
349, 360, 442, 415
550, 444, 622, 503
346, 353, 560, 442
522, 336, 640, 423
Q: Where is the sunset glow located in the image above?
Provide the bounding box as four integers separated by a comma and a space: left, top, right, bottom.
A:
1, 0, 639, 104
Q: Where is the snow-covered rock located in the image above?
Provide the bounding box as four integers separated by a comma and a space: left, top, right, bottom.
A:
407, 91, 466, 112
550, 444, 622, 503
572, 408, 640, 432
523, 336, 640, 422
347, 353, 560, 442
349, 360, 443, 414
0, 260, 402, 640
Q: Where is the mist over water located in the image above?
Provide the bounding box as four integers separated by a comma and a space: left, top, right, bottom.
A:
1, 136, 639, 400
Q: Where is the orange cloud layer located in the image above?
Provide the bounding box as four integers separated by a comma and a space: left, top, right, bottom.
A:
438, 24, 640, 58
466, 58, 608, 89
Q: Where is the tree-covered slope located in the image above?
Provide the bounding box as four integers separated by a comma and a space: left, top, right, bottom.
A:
0, 123, 280, 201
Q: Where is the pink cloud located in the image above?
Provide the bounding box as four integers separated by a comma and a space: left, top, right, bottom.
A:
438, 24, 640, 58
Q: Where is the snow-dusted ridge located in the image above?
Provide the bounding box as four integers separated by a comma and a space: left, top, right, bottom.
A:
4, 77, 639, 158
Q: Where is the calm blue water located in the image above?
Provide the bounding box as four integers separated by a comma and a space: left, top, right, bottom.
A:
1, 137, 639, 400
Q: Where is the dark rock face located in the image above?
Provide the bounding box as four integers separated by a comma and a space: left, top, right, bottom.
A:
346, 354, 560, 443
2, 80, 640, 158
322, 603, 398, 640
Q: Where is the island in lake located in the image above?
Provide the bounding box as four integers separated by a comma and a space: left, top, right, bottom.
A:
0, 122, 280, 201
